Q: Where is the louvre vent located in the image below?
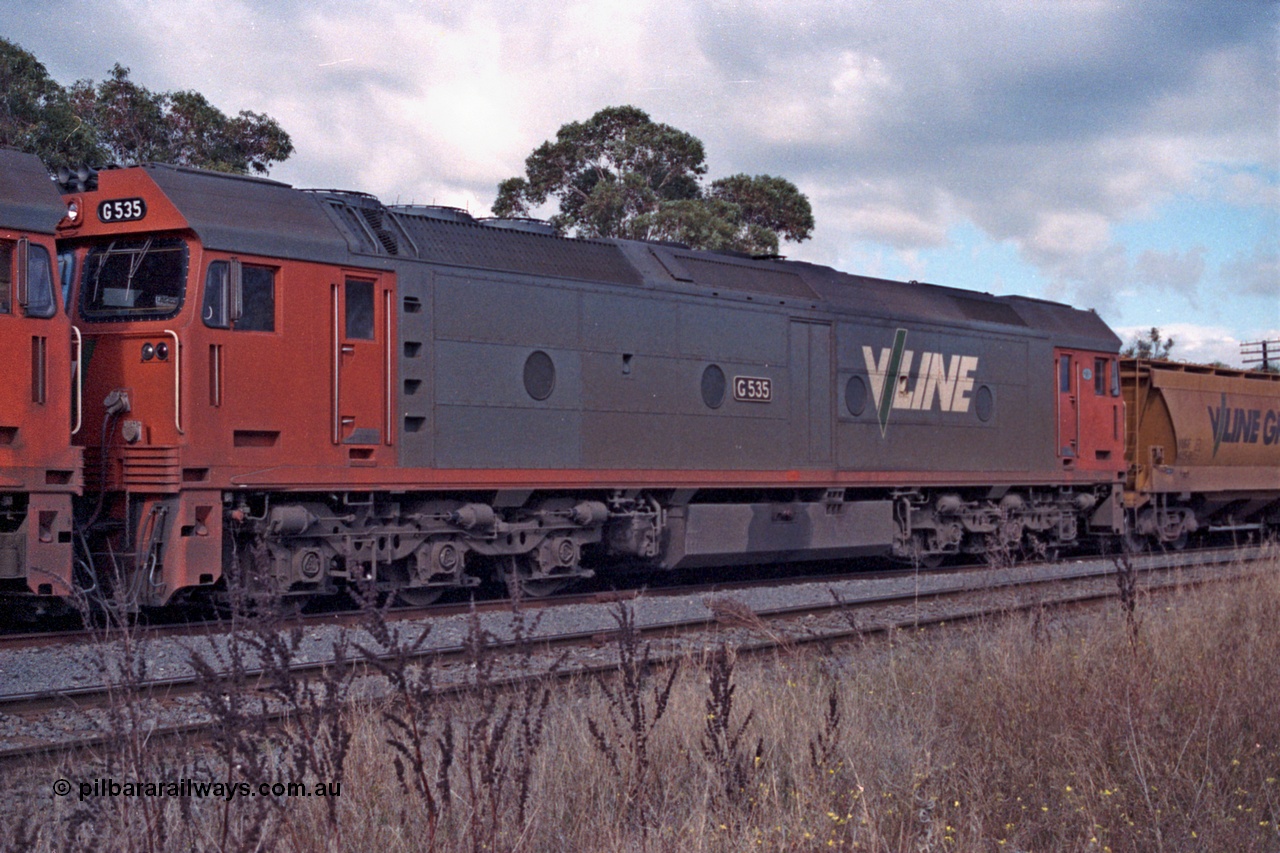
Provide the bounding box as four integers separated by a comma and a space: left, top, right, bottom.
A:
359, 207, 400, 255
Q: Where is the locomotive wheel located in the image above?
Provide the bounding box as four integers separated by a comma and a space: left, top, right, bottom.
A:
1025, 534, 1060, 563
395, 586, 444, 607
501, 556, 569, 599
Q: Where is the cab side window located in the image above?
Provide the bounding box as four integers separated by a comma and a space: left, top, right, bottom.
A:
238, 266, 275, 332
25, 244, 56, 317
0, 239, 57, 317
0, 241, 11, 314
202, 262, 229, 327
345, 279, 374, 339
58, 250, 76, 314
203, 261, 275, 331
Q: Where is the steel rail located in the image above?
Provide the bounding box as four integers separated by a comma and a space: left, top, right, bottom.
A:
0, 548, 1269, 766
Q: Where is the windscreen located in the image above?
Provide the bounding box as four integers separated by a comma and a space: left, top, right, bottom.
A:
79, 237, 188, 321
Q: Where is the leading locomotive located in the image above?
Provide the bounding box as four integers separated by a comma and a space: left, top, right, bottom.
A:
46, 161, 1141, 609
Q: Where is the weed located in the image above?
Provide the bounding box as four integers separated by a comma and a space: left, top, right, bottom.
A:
807, 683, 842, 776
586, 600, 679, 842
699, 643, 762, 808
1113, 550, 1143, 647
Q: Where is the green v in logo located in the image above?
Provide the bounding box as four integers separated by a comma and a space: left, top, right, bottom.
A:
863, 328, 908, 437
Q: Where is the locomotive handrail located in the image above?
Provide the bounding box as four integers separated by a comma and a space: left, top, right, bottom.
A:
384, 287, 393, 446
332, 284, 340, 445
164, 330, 183, 434
70, 325, 82, 436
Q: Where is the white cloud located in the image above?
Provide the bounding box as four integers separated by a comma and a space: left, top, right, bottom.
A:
3, 0, 1275, 341
1114, 322, 1280, 368
1221, 240, 1280, 300
1134, 246, 1207, 300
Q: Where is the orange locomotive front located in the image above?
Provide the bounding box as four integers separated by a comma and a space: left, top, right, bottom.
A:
60, 164, 395, 608
0, 151, 81, 602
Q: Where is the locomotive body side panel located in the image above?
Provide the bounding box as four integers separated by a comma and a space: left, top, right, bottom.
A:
396, 266, 435, 469
833, 320, 1040, 479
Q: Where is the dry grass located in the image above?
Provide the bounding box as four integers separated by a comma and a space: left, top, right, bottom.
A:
11, 557, 1280, 851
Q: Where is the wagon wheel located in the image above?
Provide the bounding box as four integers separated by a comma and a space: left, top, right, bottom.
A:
395, 586, 444, 607
500, 555, 569, 600
1122, 528, 1149, 554
1161, 529, 1189, 552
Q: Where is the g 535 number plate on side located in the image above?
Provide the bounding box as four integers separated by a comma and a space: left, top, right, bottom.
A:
733, 376, 772, 403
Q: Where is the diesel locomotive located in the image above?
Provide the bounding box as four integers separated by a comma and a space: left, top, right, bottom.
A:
0, 150, 80, 601
1, 154, 1275, 611
50, 161, 1133, 608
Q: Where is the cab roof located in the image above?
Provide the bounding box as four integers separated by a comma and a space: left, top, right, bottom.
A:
0, 149, 65, 235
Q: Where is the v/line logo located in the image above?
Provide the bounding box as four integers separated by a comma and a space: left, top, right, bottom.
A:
863, 329, 980, 435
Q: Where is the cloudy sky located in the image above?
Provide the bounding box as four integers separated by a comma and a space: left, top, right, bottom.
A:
7, 0, 1278, 365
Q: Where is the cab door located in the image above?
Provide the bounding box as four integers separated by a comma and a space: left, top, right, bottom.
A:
1056, 350, 1079, 460
333, 275, 392, 448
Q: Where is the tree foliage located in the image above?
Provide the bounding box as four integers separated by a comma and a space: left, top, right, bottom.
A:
0, 39, 99, 171
493, 105, 813, 255
1121, 327, 1176, 360
0, 39, 292, 175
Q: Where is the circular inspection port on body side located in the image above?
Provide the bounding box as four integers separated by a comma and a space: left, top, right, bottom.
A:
701, 364, 726, 409
846, 375, 868, 416
975, 384, 994, 422
523, 350, 556, 400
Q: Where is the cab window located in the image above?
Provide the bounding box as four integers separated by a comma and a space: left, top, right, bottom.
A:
238, 266, 275, 332
0, 239, 57, 317
25, 244, 56, 317
58, 249, 76, 314
80, 237, 187, 321
0, 241, 11, 314
202, 260, 275, 331
345, 279, 374, 339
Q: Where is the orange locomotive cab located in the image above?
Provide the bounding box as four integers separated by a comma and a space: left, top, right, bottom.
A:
0, 150, 81, 600
61, 163, 395, 608
1053, 348, 1126, 472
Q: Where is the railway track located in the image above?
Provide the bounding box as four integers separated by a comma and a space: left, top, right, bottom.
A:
0, 544, 1270, 765
0, 536, 1258, 648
